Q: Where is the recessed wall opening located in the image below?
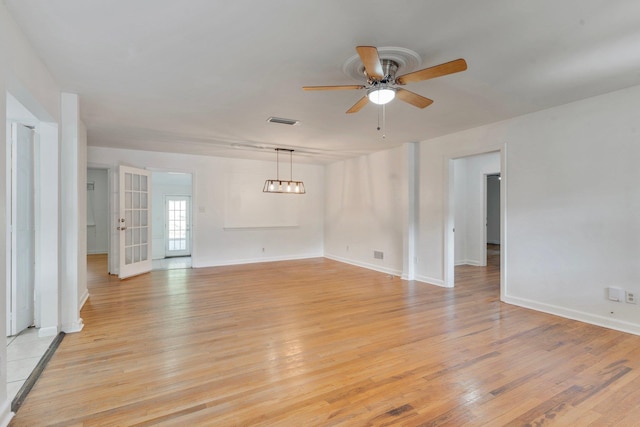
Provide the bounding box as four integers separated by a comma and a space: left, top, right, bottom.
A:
6, 91, 60, 404
446, 150, 503, 294
151, 171, 193, 271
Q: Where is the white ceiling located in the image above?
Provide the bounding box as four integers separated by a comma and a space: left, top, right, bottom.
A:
6, 0, 640, 164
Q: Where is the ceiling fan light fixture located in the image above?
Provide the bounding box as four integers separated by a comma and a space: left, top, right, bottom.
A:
367, 87, 396, 105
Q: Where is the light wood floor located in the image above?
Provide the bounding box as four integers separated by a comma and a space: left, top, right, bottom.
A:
10, 254, 640, 426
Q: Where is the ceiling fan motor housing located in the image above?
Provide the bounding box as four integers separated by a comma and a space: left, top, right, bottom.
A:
365, 59, 399, 85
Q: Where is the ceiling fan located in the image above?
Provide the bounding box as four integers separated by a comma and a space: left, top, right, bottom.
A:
303, 46, 467, 114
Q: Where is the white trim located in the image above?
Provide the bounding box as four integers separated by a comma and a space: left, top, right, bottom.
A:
191, 253, 323, 269
79, 290, 89, 310
38, 326, 58, 337
324, 254, 402, 277
455, 259, 483, 266
0, 399, 13, 427
414, 274, 447, 288
443, 158, 455, 287
503, 295, 640, 336
499, 145, 508, 304
223, 226, 299, 231
63, 317, 84, 334
403, 142, 418, 280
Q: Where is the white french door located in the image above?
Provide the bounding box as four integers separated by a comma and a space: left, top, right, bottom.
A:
7, 123, 35, 335
165, 195, 191, 257
118, 165, 152, 279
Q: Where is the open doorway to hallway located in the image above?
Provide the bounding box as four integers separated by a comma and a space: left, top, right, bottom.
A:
151, 172, 192, 271
486, 173, 501, 265
447, 151, 502, 291
85, 169, 194, 274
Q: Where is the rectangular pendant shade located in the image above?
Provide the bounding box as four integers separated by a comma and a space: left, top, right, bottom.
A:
263, 179, 306, 194
263, 148, 306, 194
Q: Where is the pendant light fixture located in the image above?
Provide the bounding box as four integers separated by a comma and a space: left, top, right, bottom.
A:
263, 148, 306, 194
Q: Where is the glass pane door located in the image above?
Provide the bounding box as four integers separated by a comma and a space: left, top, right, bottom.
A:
118, 165, 152, 279
165, 195, 191, 257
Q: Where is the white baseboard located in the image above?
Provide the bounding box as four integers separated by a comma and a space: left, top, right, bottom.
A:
192, 253, 324, 269
79, 290, 90, 310
455, 259, 483, 266
414, 274, 447, 287
324, 254, 402, 277
38, 326, 59, 337
0, 399, 13, 427
503, 295, 640, 336
63, 318, 84, 334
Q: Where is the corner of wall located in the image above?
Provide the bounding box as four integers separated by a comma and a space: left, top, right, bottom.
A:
0, 399, 13, 427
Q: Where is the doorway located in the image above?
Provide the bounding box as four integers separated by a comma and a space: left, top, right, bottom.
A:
486, 173, 501, 264
7, 123, 36, 336
5, 91, 62, 403
151, 171, 192, 270
446, 150, 503, 289
87, 169, 194, 276
165, 195, 191, 257
87, 168, 109, 255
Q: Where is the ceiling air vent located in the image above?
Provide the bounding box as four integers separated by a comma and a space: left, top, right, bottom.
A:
267, 117, 300, 126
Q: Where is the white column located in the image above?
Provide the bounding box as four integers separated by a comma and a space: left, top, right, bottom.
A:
37, 122, 61, 336
0, 90, 9, 421
60, 93, 84, 333
402, 142, 418, 280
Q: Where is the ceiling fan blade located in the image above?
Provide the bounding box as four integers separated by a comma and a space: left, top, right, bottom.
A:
303, 85, 365, 91
396, 58, 467, 85
356, 46, 384, 79
395, 88, 434, 109
346, 96, 369, 114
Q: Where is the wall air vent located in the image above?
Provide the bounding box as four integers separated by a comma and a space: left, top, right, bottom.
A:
267, 117, 300, 126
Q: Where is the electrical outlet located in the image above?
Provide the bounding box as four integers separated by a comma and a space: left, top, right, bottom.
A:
626, 291, 637, 304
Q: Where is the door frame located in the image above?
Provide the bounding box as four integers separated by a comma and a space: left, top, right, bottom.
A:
147, 169, 195, 263
484, 173, 501, 265
87, 164, 114, 274
443, 144, 507, 301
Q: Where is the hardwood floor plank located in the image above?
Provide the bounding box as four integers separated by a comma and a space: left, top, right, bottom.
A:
9, 253, 640, 426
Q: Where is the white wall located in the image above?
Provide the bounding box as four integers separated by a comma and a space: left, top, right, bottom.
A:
324, 145, 407, 276
453, 152, 500, 266
87, 147, 324, 268
0, 2, 64, 423
418, 84, 640, 335
151, 172, 192, 259
87, 168, 109, 254
453, 158, 468, 265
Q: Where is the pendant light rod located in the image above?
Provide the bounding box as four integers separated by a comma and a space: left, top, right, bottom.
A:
263, 148, 306, 194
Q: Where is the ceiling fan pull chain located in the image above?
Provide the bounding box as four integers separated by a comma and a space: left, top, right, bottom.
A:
377, 103, 381, 131
382, 103, 386, 139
